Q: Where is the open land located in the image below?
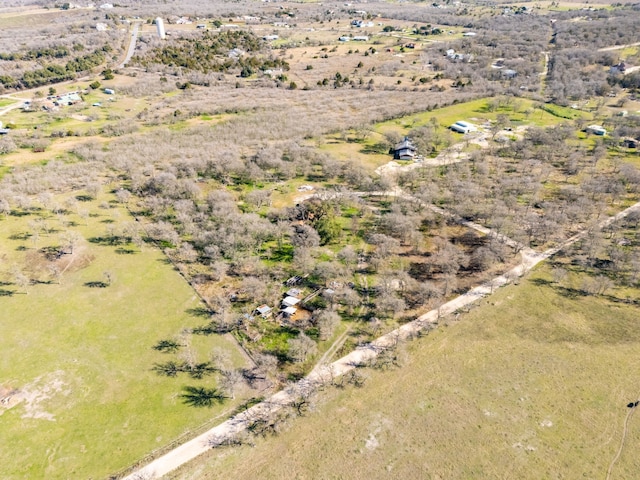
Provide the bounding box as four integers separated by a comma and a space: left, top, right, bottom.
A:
1, 0, 640, 478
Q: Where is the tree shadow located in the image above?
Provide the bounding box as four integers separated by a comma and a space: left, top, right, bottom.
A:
88, 235, 128, 246
84, 281, 108, 288
75, 194, 94, 202
115, 247, 137, 254
187, 362, 216, 379
180, 386, 226, 407
152, 339, 182, 353
529, 278, 553, 287
40, 245, 64, 260
9, 232, 31, 240
187, 307, 211, 318
269, 244, 294, 262
9, 210, 31, 217
0, 289, 15, 297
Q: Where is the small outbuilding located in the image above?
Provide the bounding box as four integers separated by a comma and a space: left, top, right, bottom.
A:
255, 304, 273, 319
282, 306, 297, 317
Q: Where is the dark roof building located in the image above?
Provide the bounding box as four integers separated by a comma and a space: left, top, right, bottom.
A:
393, 136, 417, 160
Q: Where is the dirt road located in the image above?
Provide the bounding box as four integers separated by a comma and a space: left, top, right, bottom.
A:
121, 197, 640, 480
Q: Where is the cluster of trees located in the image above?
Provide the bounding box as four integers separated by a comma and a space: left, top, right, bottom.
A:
400, 122, 640, 249
132, 30, 289, 77
551, 7, 640, 50
0, 45, 70, 61
0, 45, 112, 89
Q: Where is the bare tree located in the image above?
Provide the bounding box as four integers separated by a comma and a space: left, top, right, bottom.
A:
288, 332, 317, 363
315, 309, 340, 340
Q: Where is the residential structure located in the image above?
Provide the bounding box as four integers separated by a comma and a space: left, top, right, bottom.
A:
393, 136, 417, 160
450, 120, 477, 134
585, 125, 606, 136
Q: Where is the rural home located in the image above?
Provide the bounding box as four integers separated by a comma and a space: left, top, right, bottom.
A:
450, 120, 477, 134
585, 125, 606, 136
393, 136, 417, 160
610, 62, 626, 74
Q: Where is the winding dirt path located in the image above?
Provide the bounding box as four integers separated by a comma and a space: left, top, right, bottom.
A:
605, 402, 638, 480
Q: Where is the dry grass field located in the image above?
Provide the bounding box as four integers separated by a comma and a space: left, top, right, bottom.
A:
171, 265, 640, 479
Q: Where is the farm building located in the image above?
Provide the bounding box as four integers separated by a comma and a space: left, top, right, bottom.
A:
622, 138, 638, 149
54, 92, 82, 106
450, 120, 477, 134
585, 125, 606, 136
282, 296, 301, 308
254, 305, 273, 318
393, 137, 417, 160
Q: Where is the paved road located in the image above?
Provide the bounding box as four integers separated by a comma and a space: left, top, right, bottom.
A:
598, 42, 640, 52
122, 197, 640, 480
119, 22, 140, 69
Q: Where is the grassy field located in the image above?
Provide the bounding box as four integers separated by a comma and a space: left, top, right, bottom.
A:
318, 97, 591, 173
0, 190, 248, 479
170, 265, 640, 479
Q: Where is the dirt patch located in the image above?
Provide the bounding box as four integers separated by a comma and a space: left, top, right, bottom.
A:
0, 371, 69, 421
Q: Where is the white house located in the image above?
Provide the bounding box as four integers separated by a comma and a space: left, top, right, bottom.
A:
585, 125, 606, 136
450, 120, 477, 134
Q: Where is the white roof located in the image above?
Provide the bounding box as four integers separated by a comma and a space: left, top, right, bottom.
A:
282, 296, 300, 307
283, 306, 297, 315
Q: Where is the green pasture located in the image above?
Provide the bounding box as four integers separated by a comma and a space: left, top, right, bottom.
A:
378, 98, 589, 134
0, 98, 16, 108
172, 264, 640, 479
317, 97, 594, 173
0, 190, 247, 479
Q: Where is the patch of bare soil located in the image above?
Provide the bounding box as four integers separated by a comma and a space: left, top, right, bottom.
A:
0, 371, 69, 420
